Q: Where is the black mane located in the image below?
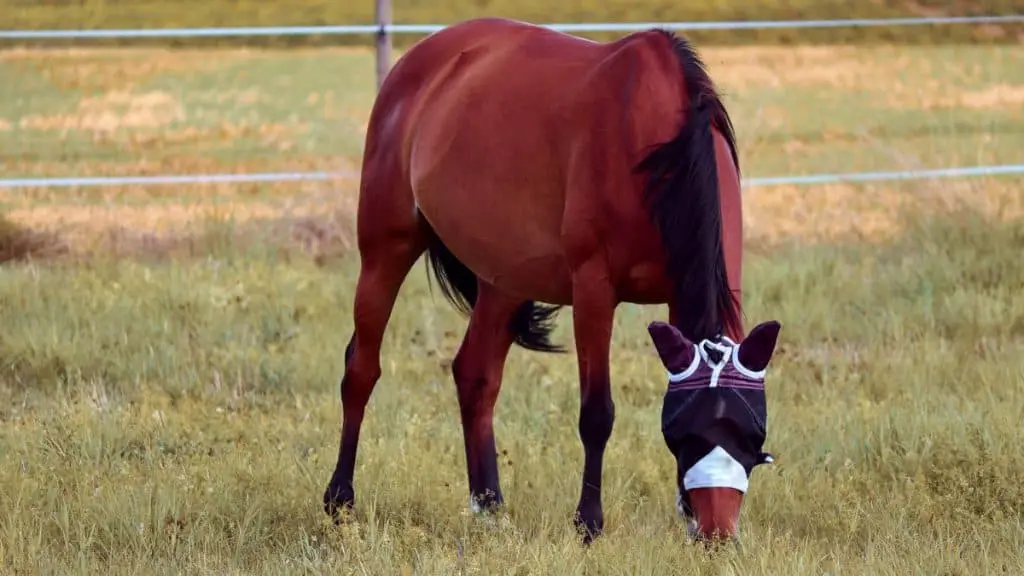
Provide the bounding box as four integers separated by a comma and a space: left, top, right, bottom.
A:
635, 29, 743, 342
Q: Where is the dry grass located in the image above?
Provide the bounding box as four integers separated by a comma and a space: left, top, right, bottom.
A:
6, 175, 1021, 260
709, 45, 889, 89
2, 179, 357, 262
0, 46, 256, 92
744, 178, 1024, 245
1, 205, 1022, 574
18, 90, 185, 131
2, 42, 1020, 255
0, 41, 1023, 574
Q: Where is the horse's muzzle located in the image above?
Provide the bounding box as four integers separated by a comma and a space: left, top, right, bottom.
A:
687, 487, 743, 541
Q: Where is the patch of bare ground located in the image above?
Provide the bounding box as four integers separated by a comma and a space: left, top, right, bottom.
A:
4, 178, 358, 263
887, 82, 1024, 111
0, 47, 255, 92
961, 84, 1024, 109
743, 177, 1022, 247
82, 120, 307, 156
0, 154, 338, 188
0, 45, 373, 94
18, 90, 185, 132
15, 89, 305, 151
89, 207, 356, 264
704, 45, 1016, 100
705, 45, 890, 90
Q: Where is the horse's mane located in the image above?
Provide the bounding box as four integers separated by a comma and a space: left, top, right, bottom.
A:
635, 29, 743, 342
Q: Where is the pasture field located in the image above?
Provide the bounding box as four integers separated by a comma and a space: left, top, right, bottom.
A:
1, 41, 1024, 574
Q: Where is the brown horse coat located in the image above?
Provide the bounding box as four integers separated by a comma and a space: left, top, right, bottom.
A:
324, 17, 761, 543
368, 17, 743, 309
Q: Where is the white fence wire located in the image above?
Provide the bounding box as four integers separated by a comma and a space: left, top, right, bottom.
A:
2, 165, 1023, 190
1, 14, 1022, 190
2, 15, 1024, 39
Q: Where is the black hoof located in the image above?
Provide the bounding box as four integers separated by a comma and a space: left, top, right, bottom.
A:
322, 483, 355, 524
573, 508, 604, 545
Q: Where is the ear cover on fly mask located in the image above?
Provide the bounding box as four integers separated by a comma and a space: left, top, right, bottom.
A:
648, 321, 781, 503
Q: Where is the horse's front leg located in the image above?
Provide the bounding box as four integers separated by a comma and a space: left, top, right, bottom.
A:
569, 258, 617, 544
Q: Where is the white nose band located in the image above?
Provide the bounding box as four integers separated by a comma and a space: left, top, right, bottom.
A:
683, 446, 748, 493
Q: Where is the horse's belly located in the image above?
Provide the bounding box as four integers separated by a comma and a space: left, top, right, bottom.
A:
405, 48, 580, 304
414, 186, 573, 305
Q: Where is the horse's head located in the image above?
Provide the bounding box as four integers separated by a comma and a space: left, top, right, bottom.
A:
647, 319, 781, 542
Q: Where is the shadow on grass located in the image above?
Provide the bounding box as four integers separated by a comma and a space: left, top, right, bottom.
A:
0, 210, 355, 268
0, 213, 68, 264
93, 213, 355, 266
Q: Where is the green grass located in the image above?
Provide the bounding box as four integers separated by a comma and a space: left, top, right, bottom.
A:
0, 48, 374, 183
1, 42, 1021, 251
1, 44, 1021, 192
1, 207, 1023, 573
1, 39, 1023, 573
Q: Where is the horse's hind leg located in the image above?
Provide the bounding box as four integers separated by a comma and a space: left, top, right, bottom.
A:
322, 172, 427, 521
451, 283, 522, 513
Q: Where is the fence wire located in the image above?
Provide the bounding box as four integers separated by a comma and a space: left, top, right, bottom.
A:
1, 14, 1021, 190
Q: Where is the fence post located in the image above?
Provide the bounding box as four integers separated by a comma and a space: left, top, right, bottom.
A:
375, 0, 392, 92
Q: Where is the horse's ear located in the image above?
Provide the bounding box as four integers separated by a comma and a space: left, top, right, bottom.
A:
647, 321, 696, 373
737, 320, 782, 373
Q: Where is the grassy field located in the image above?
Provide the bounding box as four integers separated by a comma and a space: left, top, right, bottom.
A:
1, 39, 1024, 574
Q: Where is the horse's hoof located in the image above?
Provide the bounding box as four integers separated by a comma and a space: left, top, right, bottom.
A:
322, 484, 355, 524
572, 508, 604, 545
468, 490, 505, 516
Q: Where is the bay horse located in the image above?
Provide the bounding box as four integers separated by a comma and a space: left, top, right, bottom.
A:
322, 17, 782, 543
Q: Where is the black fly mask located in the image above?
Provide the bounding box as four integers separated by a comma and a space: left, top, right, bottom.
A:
647, 320, 781, 520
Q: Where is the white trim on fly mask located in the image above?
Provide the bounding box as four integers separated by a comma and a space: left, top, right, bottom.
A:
697, 339, 732, 388
683, 445, 749, 493
665, 337, 735, 386
718, 335, 767, 380
666, 343, 701, 382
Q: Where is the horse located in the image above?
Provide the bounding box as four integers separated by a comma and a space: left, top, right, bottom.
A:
321, 16, 783, 543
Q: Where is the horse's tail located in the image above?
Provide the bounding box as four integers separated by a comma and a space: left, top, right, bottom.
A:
424, 226, 565, 353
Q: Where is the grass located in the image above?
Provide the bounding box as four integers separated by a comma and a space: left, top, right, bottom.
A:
1, 45, 1022, 180
1, 43, 1022, 251
1, 40, 1023, 573
2, 205, 1023, 574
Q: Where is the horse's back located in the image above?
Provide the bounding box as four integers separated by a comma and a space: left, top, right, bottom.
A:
364, 18, 682, 303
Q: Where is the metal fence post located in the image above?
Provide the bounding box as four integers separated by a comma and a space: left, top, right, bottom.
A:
375, 0, 392, 92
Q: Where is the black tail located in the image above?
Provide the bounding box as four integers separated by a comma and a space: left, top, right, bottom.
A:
635, 31, 743, 343
424, 230, 565, 353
